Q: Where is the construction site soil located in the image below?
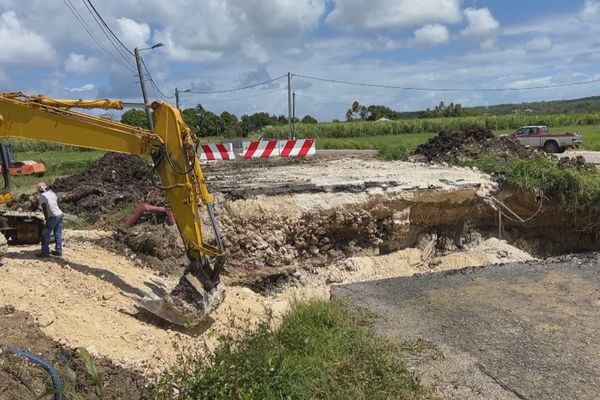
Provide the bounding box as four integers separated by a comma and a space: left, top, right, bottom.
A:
0, 306, 149, 399
412, 127, 538, 163
2, 138, 599, 397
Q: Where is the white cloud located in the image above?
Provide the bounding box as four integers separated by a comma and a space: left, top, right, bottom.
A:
0, 11, 56, 65
461, 7, 500, 42
152, 29, 223, 62
581, 0, 600, 21
412, 24, 450, 46
326, 0, 462, 30
66, 83, 95, 92
65, 53, 100, 74
525, 37, 552, 52
242, 40, 271, 64
117, 18, 150, 49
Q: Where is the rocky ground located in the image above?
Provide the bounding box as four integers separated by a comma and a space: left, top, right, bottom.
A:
1, 141, 596, 398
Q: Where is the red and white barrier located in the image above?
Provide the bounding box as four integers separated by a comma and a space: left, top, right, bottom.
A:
198, 143, 236, 161
242, 139, 280, 159
242, 139, 315, 159
279, 139, 315, 157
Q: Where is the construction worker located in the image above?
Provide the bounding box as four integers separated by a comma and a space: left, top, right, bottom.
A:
37, 182, 63, 258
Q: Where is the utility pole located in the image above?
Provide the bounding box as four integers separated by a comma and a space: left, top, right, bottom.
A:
175, 88, 180, 110
287, 72, 292, 139
134, 47, 154, 130
292, 92, 296, 137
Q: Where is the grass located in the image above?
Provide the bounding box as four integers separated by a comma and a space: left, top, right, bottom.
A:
154, 300, 430, 400
465, 155, 600, 209
8, 150, 104, 195
264, 113, 600, 138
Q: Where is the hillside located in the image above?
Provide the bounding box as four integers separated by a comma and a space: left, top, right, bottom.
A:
391, 96, 600, 119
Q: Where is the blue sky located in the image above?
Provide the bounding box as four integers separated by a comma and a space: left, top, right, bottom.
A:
0, 0, 599, 121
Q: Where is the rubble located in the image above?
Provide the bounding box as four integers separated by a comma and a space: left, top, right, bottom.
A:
413, 127, 537, 163
51, 153, 155, 219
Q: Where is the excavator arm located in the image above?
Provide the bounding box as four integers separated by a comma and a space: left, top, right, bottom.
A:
0, 92, 225, 325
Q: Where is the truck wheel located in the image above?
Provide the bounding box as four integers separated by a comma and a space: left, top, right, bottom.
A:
543, 141, 559, 154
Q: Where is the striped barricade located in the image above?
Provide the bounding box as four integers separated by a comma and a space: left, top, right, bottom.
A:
198, 143, 236, 161
279, 139, 315, 157
242, 140, 280, 159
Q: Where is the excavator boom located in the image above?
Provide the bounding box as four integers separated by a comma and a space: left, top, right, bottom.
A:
0, 92, 225, 325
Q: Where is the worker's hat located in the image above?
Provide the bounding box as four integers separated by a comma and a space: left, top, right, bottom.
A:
37, 182, 48, 193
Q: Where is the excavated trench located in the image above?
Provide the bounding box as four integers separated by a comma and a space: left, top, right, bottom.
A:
213, 186, 600, 292
27, 153, 597, 294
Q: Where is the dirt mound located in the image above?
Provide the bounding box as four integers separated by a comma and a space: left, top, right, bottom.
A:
557, 155, 596, 171
0, 306, 150, 399
52, 153, 155, 219
413, 127, 535, 163
98, 222, 188, 276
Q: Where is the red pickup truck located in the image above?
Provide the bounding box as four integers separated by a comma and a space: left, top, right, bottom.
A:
510, 125, 582, 153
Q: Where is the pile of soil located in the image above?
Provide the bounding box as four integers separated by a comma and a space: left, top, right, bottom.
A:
95, 222, 189, 276
412, 127, 535, 163
557, 155, 597, 171
52, 153, 155, 219
0, 305, 151, 399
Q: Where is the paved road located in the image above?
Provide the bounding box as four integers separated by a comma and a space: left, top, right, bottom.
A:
333, 254, 600, 399
567, 150, 600, 164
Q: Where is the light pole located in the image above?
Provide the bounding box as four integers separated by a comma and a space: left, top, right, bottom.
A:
134, 42, 164, 130
175, 88, 190, 111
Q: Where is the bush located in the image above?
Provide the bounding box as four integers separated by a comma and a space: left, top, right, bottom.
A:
263, 113, 600, 139
154, 300, 429, 400
468, 155, 600, 210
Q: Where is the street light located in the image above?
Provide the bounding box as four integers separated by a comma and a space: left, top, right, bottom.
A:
134, 42, 164, 130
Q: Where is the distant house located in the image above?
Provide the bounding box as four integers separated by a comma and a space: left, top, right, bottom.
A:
376, 117, 392, 122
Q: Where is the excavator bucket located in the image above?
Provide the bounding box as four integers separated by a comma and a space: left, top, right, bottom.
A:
138, 255, 226, 326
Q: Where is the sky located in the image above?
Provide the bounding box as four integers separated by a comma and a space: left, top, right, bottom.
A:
1, 0, 600, 121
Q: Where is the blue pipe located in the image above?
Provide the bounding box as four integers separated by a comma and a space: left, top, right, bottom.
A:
4, 346, 63, 400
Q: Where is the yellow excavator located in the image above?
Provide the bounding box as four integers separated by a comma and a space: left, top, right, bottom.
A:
0, 92, 225, 326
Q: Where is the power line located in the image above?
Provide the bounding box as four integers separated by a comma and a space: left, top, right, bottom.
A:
177, 88, 287, 110
80, 0, 135, 68
141, 59, 174, 99
84, 0, 134, 56
186, 75, 287, 94
63, 0, 135, 73
293, 73, 600, 92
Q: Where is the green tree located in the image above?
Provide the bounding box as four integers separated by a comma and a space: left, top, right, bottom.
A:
346, 101, 369, 121
420, 101, 477, 118
121, 109, 150, 129
197, 111, 224, 137
301, 115, 318, 124
181, 108, 200, 130
220, 111, 244, 138
366, 105, 400, 121
240, 112, 276, 134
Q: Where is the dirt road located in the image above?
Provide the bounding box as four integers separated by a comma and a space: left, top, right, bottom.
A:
333, 254, 600, 399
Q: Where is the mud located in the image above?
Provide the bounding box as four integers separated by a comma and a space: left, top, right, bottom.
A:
0, 306, 150, 400
51, 153, 155, 219
412, 127, 537, 163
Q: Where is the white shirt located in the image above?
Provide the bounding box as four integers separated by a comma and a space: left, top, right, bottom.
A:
39, 190, 63, 217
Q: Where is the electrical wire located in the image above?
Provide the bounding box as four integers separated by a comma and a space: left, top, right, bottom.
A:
63, 0, 135, 73
84, 0, 134, 56
81, 0, 135, 68
141, 59, 174, 99
185, 75, 287, 94
293, 73, 600, 92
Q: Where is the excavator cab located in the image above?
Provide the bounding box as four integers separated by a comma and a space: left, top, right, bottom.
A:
0, 142, 46, 255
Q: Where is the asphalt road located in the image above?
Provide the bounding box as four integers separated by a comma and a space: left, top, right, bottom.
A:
333, 254, 600, 399
567, 150, 600, 164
